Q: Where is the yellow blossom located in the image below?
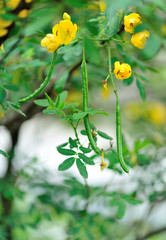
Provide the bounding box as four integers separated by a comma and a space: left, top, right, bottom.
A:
99, 0, 107, 12
63, 12, 71, 21
131, 151, 137, 165
124, 13, 142, 33
41, 34, 60, 52
101, 80, 111, 99
161, 24, 166, 36
25, 0, 32, 3
52, 20, 77, 45
114, 61, 132, 80
131, 30, 150, 49
0, 44, 4, 53
6, 0, 21, 10
148, 102, 166, 126
0, 17, 13, 28
100, 151, 108, 171
0, 28, 8, 37
18, 9, 31, 18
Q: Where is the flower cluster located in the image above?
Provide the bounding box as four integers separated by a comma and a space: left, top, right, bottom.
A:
0, 0, 31, 37
41, 13, 77, 53
124, 13, 150, 49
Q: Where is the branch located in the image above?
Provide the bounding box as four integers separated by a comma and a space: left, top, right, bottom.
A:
136, 226, 166, 240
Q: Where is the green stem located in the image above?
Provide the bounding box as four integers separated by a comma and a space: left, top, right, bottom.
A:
18, 52, 57, 103
82, 44, 101, 155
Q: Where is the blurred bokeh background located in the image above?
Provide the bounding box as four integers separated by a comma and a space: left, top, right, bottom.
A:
0, 0, 166, 239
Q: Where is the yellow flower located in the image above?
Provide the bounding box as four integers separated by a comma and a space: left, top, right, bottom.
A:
114, 61, 132, 80
0, 18, 13, 28
41, 34, 60, 52
148, 102, 166, 126
0, 28, 8, 37
52, 20, 77, 45
100, 151, 108, 171
131, 30, 150, 49
0, 43, 4, 53
6, 0, 21, 10
63, 12, 71, 21
162, 24, 166, 36
124, 13, 142, 33
99, 0, 107, 12
25, 0, 32, 3
18, 9, 31, 18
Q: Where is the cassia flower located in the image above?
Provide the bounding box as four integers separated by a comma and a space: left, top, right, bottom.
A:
41, 34, 60, 52
18, 9, 31, 18
63, 12, 71, 21
131, 30, 150, 49
41, 13, 77, 52
99, 0, 107, 12
6, 0, 21, 10
0, 28, 8, 37
124, 13, 142, 33
114, 61, 132, 80
52, 19, 77, 45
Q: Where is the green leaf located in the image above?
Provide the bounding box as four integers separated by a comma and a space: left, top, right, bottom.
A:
121, 195, 143, 205
55, 95, 60, 108
105, 0, 142, 20
116, 201, 126, 219
60, 91, 68, 102
3, 84, 19, 91
86, 108, 108, 116
1, 13, 17, 21
6, 101, 26, 117
79, 146, 91, 153
58, 157, 75, 171
105, 12, 122, 38
34, 99, 49, 107
78, 153, 95, 165
69, 137, 78, 148
58, 101, 66, 110
57, 148, 76, 156
54, 71, 69, 93
97, 130, 113, 140
45, 93, 54, 106
137, 74, 149, 82
76, 159, 88, 178
73, 111, 87, 119
80, 130, 87, 135
57, 142, 68, 148
84, 38, 101, 64
0, 150, 9, 158
123, 75, 134, 86
0, 88, 6, 104
134, 139, 150, 151
141, 34, 162, 60
136, 79, 146, 101
43, 107, 57, 115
